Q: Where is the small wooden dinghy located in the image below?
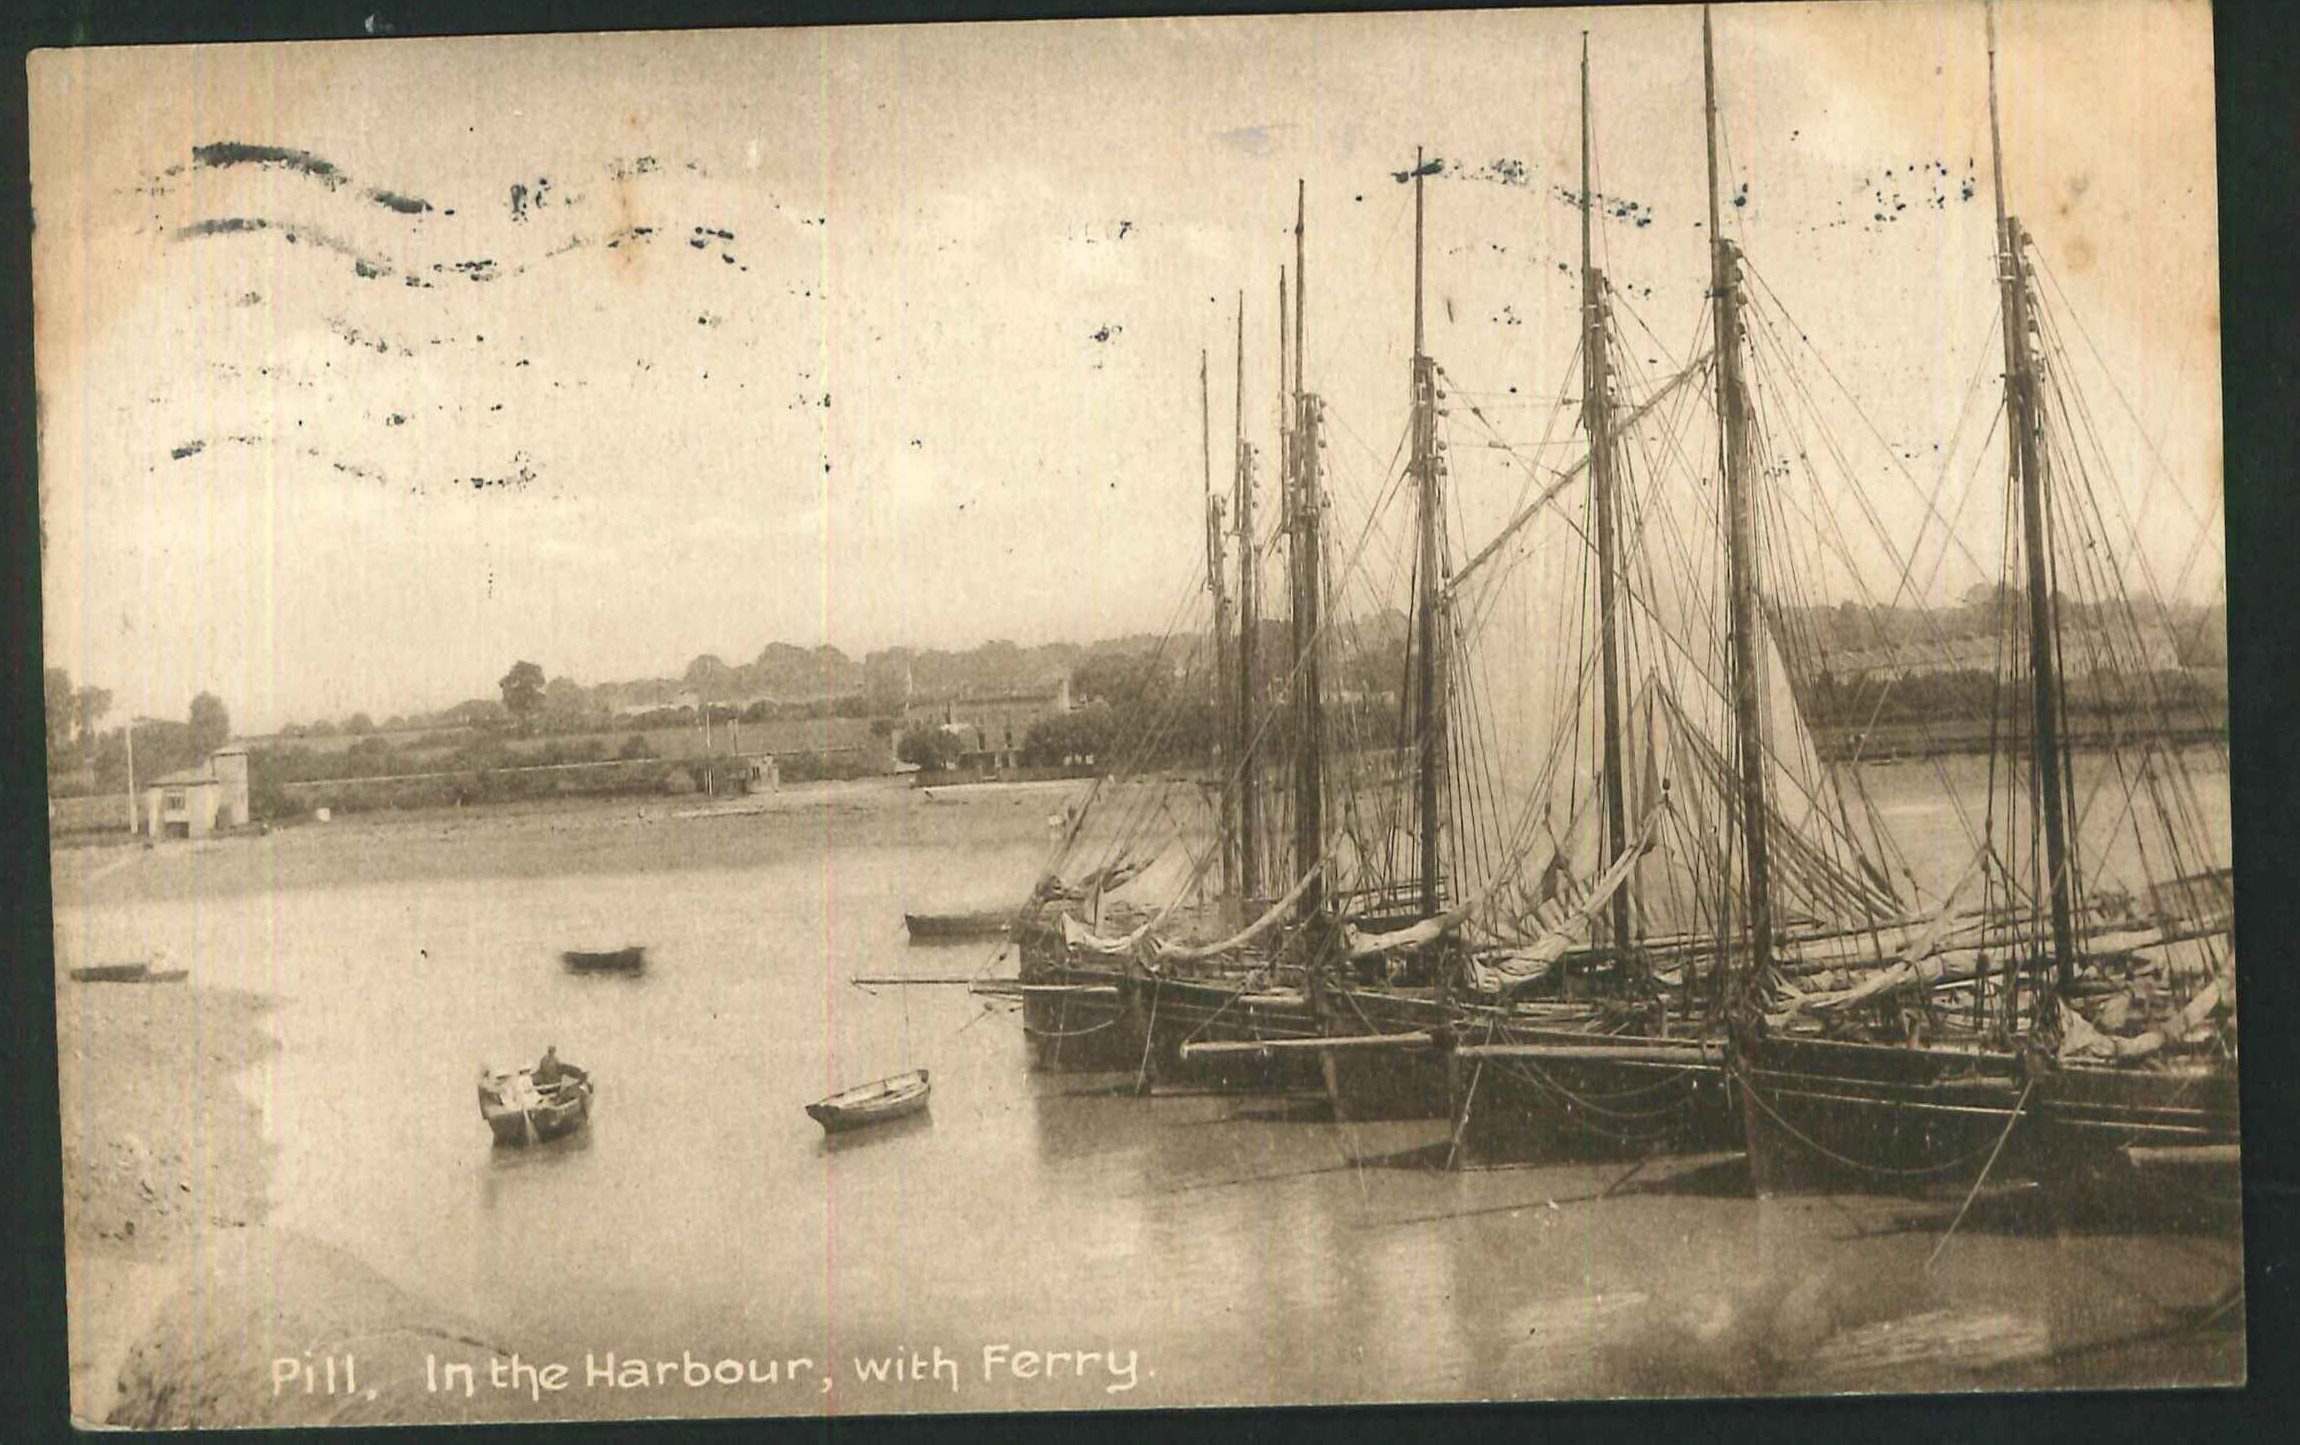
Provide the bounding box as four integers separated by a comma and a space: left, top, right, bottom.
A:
806, 1069, 931, 1133
563, 945, 646, 975
69, 960, 188, 984
903, 909, 1015, 942
478, 1063, 593, 1145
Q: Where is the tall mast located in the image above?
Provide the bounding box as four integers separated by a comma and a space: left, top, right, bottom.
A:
1705, 5, 1775, 1009
1279, 266, 1290, 435
1411, 147, 1446, 920
1272, 266, 1287, 899
1278, 262, 1291, 623
1203, 346, 1235, 904
1289, 181, 1326, 925
1234, 294, 1262, 903
1295, 179, 1307, 403
1988, 3, 2076, 989
1582, 35, 1633, 967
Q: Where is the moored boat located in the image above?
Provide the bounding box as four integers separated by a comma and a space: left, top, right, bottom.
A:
69, 959, 188, 984
478, 1062, 593, 1146
806, 1069, 932, 1133
903, 909, 1017, 943
563, 945, 647, 975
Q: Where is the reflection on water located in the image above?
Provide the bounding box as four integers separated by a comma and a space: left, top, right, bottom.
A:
816, 1111, 934, 1156
50, 768, 2240, 1413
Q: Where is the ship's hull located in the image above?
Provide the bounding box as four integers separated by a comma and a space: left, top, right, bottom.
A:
1451, 1027, 1738, 1166
1316, 983, 1740, 1158
1009, 916, 1142, 1072
1737, 1034, 2026, 1196
1737, 1029, 2241, 1219
1018, 922, 1326, 1087
1016, 959, 1142, 1072
1317, 987, 1456, 1121
2022, 1058, 2241, 1227
1132, 973, 1325, 1091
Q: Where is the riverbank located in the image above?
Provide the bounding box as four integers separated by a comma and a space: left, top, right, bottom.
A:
57, 976, 271, 1423
1811, 714, 2227, 763
49, 774, 1083, 912
56, 977, 554, 1427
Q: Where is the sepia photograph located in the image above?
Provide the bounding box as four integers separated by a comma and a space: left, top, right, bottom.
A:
28, 0, 2240, 1428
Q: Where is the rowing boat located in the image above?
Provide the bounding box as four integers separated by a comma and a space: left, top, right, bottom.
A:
805, 1069, 931, 1133
478, 1063, 593, 1145
903, 910, 1015, 942
68, 960, 188, 984
563, 946, 646, 975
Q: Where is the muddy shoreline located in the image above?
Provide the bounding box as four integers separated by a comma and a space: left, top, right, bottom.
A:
58, 974, 270, 1425
58, 972, 635, 1427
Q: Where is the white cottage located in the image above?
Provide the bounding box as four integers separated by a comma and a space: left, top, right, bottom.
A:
141, 747, 250, 838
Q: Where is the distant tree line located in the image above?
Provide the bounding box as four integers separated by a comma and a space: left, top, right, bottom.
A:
43, 669, 230, 799
1783, 587, 2227, 669
112, 588, 2224, 801
1797, 665, 2226, 731
992, 612, 1412, 774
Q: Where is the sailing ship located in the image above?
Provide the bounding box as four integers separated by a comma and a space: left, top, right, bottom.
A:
1302, 5, 2233, 1198
1289, 19, 1900, 1170
1013, 184, 1341, 1091
1310, 35, 1753, 1159
1025, 34, 1886, 1132
1733, 5, 2238, 1209
1015, 5, 2233, 1209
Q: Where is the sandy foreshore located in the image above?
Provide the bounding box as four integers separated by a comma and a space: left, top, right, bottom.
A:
58, 963, 620, 1427
57, 976, 274, 1424
56, 854, 544, 1428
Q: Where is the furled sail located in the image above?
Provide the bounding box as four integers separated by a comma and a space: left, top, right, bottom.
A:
1460, 801, 1670, 993
1151, 863, 1327, 965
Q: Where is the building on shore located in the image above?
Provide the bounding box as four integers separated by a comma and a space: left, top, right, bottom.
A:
738, 752, 782, 792
140, 747, 250, 838
900, 678, 1073, 770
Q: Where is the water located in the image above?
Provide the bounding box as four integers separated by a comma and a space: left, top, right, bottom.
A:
1855, 746, 2233, 901
50, 765, 2241, 1415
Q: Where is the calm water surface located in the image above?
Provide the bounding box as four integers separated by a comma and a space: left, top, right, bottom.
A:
52, 762, 2241, 1415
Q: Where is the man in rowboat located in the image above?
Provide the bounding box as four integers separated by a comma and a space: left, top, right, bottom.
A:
535, 1045, 566, 1088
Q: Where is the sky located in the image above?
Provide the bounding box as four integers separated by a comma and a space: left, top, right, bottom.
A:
31, 0, 2222, 735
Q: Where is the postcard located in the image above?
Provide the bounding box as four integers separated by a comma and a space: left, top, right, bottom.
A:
32, 1, 2237, 1426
